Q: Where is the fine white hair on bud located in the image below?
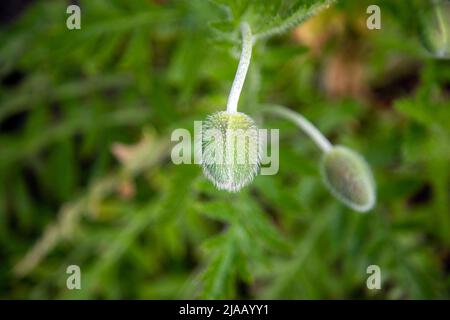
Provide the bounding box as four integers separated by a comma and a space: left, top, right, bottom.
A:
200, 111, 261, 192
419, 0, 450, 59
321, 146, 376, 212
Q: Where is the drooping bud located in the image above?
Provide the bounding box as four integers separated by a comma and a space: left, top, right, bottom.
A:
420, 0, 450, 59
200, 111, 261, 192
321, 146, 376, 212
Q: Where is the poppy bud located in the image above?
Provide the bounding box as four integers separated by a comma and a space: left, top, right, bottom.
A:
200, 111, 261, 192
420, 0, 450, 58
321, 146, 376, 212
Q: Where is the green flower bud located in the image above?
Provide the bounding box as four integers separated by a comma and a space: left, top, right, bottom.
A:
321, 146, 376, 212
200, 111, 261, 192
420, 0, 450, 59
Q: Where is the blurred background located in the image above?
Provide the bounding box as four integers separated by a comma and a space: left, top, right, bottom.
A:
0, 0, 449, 299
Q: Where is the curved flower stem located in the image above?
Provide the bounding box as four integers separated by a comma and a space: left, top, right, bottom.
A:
262, 104, 333, 153
226, 22, 253, 113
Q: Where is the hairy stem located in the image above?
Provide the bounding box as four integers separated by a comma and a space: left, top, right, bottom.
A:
226, 22, 253, 113
262, 104, 332, 153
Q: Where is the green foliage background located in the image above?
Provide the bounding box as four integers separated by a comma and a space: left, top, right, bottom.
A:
0, 0, 449, 299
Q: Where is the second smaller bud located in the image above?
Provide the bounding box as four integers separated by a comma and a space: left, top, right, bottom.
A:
321, 146, 376, 212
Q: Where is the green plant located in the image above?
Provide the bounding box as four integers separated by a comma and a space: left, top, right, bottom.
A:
200, 23, 260, 192
0, 0, 449, 300
200, 3, 376, 213
264, 105, 375, 212
420, 0, 450, 58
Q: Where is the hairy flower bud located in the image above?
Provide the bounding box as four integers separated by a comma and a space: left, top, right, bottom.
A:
200, 111, 261, 192
420, 0, 450, 58
321, 146, 376, 212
